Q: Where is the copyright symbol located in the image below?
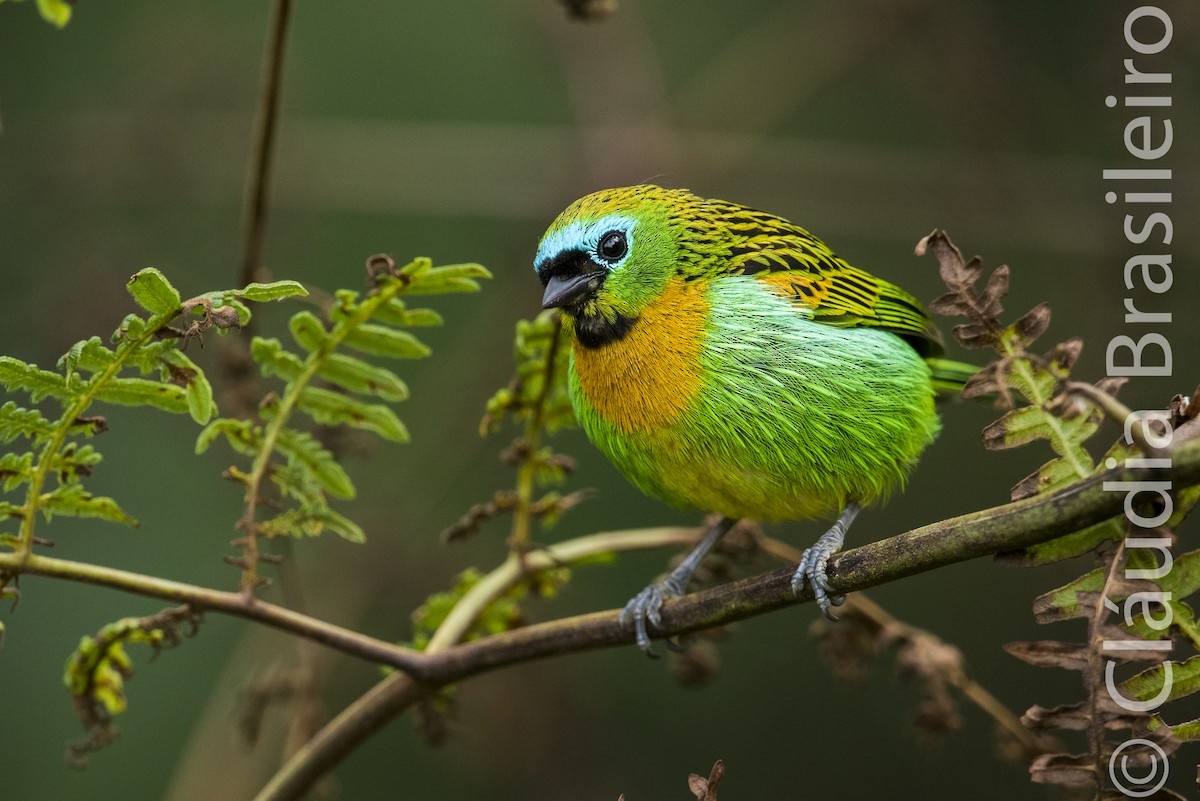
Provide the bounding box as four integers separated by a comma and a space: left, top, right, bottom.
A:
1109, 738, 1169, 797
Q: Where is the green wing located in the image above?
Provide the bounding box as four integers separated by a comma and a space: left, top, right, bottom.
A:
705, 200, 944, 357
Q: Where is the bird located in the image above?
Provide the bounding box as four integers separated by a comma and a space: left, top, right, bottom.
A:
533, 184, 970, 654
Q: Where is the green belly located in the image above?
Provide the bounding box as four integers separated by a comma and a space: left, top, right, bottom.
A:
570, 277, 940, 521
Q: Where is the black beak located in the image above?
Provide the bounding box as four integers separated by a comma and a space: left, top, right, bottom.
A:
541, 271, 601, 309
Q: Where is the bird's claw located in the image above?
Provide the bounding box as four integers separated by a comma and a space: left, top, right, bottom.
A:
620, 576, 686, 657
791, 540, 846, 621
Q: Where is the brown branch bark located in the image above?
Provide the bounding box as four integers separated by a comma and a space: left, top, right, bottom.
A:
250, 432, 1200, 800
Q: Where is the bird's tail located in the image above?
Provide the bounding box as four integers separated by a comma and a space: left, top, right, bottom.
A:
925, 357, 980, 400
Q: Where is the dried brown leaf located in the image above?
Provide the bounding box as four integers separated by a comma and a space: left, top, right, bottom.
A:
1094, 376, 1129, 397
952, 320, 996, 349
1004, 640, 1089, 671
917, 230, 981, 291
440, 491, 518, 543
1022, 697, 1149, 735
958, 255, 986, 289
1006, 303, 1052, 349
1022, 702, 1090, 732
687, 761, 724, 801
1009, 470, 1043, 502
1082, 615, 1174, 662
912, 686, 962, 741
810, 613, 877, 685
979, 263, 1010, 318
1047, 338, 1084, 373
895, 635, 965, 684
1168, 385, 1200, 422
1046, 389, 1097, 421
1028, 752, 1095, 787
960, 362, 1002, 399
927, 292, 974, 317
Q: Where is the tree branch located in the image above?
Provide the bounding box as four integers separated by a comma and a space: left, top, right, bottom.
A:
0, 527, 702, 672
4, 425, 1197, 799
416, 437, 1200, 683
252, 432, 1200, 801
0, 551, 425, 671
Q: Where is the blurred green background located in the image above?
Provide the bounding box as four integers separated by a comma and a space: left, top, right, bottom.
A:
2, 1, 1198, 799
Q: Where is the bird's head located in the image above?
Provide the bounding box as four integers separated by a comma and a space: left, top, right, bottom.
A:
534, 185, 699, 347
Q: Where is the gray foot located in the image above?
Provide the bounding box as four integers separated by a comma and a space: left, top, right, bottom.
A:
619, 574, 688, 656
790, 503, 861, 620
620, 517, 737, 657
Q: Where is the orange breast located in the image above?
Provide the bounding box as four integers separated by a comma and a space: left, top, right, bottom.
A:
571, 277, 707, 433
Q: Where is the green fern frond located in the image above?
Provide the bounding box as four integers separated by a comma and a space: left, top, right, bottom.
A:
63, 606, 202, 767
201, 255, 489, 569
0, 268, 306, 558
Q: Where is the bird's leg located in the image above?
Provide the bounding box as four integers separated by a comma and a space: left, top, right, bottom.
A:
620, 516, 737, 657
791, 501, 861, 621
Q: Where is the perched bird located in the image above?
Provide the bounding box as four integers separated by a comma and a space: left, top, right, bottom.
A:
534, 185, 969, 653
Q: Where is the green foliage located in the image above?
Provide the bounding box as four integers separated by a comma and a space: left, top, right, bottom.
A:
273, 428, 356, 500
126, 268, 182, 315
481, 310, 575, 437
0, 270, 304, 557
920, 231, 1144, 565
63, 606, 202, 768
923, 232, 1200, 798
235, 280, 308, 303
444, 310, 582, 544
406, 566, 568, 651
1035, 550, 1200, 649
40, 484, 137, 526
198, 256, 490, 552
0, 358, 76, 402
0, 0, 73, 28
295, 386, 409, 442
0, 401, 55, 443
0, 254, 502, 754
0, 257, 494, 757
1124, 656, 1200, 709
262, 461, 365, 542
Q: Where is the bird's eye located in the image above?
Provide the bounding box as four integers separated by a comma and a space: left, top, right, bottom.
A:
596, 230, 628, 263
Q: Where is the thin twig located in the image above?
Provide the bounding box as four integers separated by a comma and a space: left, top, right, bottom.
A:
248, 433, 1200, 801
1063, 380, 1164, 459
5, 437, 1199, 686
239, 0, 293, 296
251, 525, 702, 801
217, 0, 295, 423
6, 432, 1199, 798
417, 434, 1200, 683
0, 527, 700, 673
509, 313, 565, 560
1, 551, 423, 670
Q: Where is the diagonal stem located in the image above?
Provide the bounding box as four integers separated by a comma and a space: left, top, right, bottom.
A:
239, 0, 294, 297
251, 434, 1200, 801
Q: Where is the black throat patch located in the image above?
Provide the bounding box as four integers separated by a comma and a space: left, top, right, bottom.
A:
572, 311, 638, 348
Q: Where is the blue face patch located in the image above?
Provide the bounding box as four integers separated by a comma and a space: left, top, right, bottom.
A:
535, 214, 637, 273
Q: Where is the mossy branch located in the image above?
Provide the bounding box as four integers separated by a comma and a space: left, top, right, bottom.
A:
415, 434, 1200, 684
242, 429, 1200, 801
4, 426, 1197, 798
5, 433, 1197, 683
